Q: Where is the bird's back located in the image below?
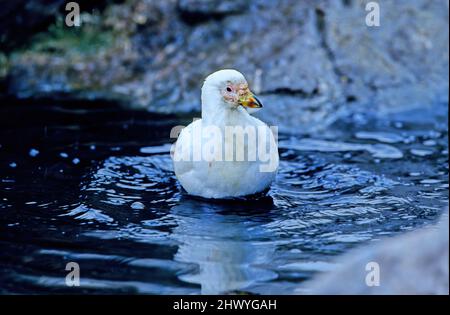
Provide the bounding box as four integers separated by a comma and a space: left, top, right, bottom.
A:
172, 118, 278, 198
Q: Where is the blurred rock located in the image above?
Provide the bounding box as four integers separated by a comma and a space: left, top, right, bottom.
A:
302, 210, 449, 295
0, 0, 65, 51
177, 0, 249, 24
323, 0, 449, 115
0, 0, 117, 51
1, 0, 448, 133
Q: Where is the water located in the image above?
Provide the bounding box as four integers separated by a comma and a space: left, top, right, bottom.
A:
0, 99, 448, 294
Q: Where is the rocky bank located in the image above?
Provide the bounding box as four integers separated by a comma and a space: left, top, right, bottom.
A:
1, 0, 448, 133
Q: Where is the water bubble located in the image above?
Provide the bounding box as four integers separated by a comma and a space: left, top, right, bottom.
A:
355, 131, 403, 144
420, 179, 441, 184
428, 130, 441, 138
140, 144, 172, 154
29, 148, 40, 157
131, 202, 146, 210
368, 144, 403, 159
72, 158, 80, 165
9, 162, 17, 168
60, 152, 69, 158
410, 149, 433, 157
423, 140, 437, 146
403, 136, 416, 144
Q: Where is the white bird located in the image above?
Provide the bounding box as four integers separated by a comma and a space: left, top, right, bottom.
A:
172, 69, 279, 199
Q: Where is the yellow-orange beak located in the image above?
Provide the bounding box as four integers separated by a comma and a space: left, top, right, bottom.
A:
238, 91, 263, 109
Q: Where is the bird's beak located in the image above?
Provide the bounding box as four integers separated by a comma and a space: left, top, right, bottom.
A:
238, 91, 263, 109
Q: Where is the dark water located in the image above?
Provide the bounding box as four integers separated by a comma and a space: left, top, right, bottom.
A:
0, 99, 448, 294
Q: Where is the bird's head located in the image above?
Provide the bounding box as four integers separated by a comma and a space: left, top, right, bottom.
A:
201, 69, 263, 114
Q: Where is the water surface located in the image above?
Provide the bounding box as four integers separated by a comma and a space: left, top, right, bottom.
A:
0, 100, 448, 294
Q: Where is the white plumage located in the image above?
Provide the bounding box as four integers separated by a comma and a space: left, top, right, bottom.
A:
172, 69, 279, 199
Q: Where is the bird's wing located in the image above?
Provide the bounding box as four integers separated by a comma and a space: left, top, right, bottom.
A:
172, 120, 199, 177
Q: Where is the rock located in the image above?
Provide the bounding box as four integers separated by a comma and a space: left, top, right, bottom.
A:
1, 0, 448, 133
0, 0, 65, 51
323, 0, 449, 115
0, 0, 114, 51
302, 209, 449, 294
177, 0, 249, 23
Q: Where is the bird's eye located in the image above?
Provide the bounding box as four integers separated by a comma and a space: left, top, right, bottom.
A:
226, 87, 232, 92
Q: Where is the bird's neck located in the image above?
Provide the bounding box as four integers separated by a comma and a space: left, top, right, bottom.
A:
201, 88, 249, 126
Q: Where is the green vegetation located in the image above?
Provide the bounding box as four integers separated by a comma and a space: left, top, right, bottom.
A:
0, 52, 8, 78
27, 15, 115, 56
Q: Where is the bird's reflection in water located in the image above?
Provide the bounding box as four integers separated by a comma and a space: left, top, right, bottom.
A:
170, 195, 278, 294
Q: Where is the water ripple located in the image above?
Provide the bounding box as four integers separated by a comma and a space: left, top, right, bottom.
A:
1, 105, 447, 294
